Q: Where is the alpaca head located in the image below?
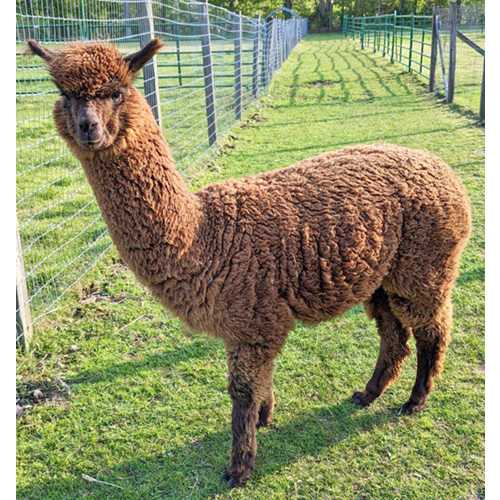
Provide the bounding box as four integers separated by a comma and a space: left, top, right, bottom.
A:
26, 39, 164, 151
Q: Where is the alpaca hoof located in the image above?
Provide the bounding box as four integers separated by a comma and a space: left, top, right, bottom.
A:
401, 399, 427, 414
257, 414, 272, 428
221, 470, 246, 488
352, 390, 376, 406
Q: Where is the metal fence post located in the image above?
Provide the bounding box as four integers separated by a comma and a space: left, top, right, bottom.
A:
16, 221, 32, 349
419, 17, 426, 74
137, 0, 162, 128
383, 15, 387, 56
234, 12, 243, 120
268, 19, 275, 82
124, 2, 132, 39
174, 23, 183, 87
448, 1, 457, 103
198, 0, 217, 146
429, 8, 438, 91
479, 57, 485, 121
261, 19, 268, 89
252, 15, 260, 99
361, 14, 365, 49
391, 11, 396, 63
408, 14, 414, 72
79, 0, 88, 40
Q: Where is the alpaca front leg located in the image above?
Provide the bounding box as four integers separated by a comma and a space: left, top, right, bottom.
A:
222, 343, 277, 488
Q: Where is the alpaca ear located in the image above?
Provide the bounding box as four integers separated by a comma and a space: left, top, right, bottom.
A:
25, 40, 55, 62
125, 39, 165, 74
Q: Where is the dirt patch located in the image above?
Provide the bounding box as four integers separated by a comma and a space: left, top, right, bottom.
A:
306, 80, 339, 88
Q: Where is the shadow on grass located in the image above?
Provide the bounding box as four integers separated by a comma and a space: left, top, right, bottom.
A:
17, 397, 402, 499
66, 340, 218, 386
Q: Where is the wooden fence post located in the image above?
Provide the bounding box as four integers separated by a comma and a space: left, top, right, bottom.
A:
198, 0, 217, 146
447, 0, 458, 103
138, 0, 162, 128
234, 12, 243, 120
252, 15, 260, 99
16, 221, 32, 349
429, 8, 438, 91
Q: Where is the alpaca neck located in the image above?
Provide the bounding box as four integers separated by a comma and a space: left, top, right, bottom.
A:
76, 95, 203, 285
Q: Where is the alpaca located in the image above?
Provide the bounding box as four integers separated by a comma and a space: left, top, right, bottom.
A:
27, 39, 471, 487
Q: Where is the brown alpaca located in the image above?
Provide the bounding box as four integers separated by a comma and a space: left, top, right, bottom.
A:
28, 39, 471, 487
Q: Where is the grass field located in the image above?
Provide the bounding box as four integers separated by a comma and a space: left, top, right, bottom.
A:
346, 19, 485, 116
16, 33, 484, 499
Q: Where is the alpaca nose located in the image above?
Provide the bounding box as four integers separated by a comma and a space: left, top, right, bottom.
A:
78, 118, 98, 133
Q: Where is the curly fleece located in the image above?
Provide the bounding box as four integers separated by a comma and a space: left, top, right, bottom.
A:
30, 40, 472, 487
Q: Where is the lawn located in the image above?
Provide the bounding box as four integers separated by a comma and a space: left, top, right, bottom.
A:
16, 33, 484, 499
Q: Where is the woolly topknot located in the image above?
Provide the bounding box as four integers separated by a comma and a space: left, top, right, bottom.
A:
26, 39, 165, 98
48, 42, 132, 97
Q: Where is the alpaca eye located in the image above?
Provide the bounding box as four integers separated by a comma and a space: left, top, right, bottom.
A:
60, 93, 70, 108
112, 92, 123, 103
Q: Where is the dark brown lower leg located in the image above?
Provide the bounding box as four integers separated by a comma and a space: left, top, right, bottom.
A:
257, 385, 274, 427
222, 343, 277, 488
402, 300, 452, 414
353, 288, 412, 406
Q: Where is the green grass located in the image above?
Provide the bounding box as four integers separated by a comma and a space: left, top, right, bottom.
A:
347, 21, 485, 116
17, 33, 484, 499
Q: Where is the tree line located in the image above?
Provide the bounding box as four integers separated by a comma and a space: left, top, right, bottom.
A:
17, 0, 485, 31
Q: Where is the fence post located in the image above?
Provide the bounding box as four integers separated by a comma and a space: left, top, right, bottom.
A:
198, 0, 217, 146
16, 221, 32, 349
419, 17, 426, 74
429, 8, 438, 91
79, 0, 88, 40
361, 14, 365, 49
124, 2, 132, 39
479, 57, 485, 121
391, 11, 396, 63
447, 1, 458, 103
261, 19, 268, 89
174, 23, 183, 87
383, 15, 387, 56
252, 15, 260, 99
408, 14, 414, 72
268, 19, 275, 82
137, 0, 162, 128
234, 12, 242, 120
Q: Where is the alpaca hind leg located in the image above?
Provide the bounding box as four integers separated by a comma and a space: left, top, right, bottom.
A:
222, 343, 277, 488
401, 298, 452, 414
257, 384, 274, 428
352, 287, 412, 407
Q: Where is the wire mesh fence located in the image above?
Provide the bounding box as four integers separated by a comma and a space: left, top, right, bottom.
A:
342, 3, 485, 119
433, 4, 484, 116
16, 0, 307, 346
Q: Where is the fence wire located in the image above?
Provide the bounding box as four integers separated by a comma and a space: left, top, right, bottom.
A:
342, 4, 484, 118
434, 5, 485, 115
16, 0, 307, 345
